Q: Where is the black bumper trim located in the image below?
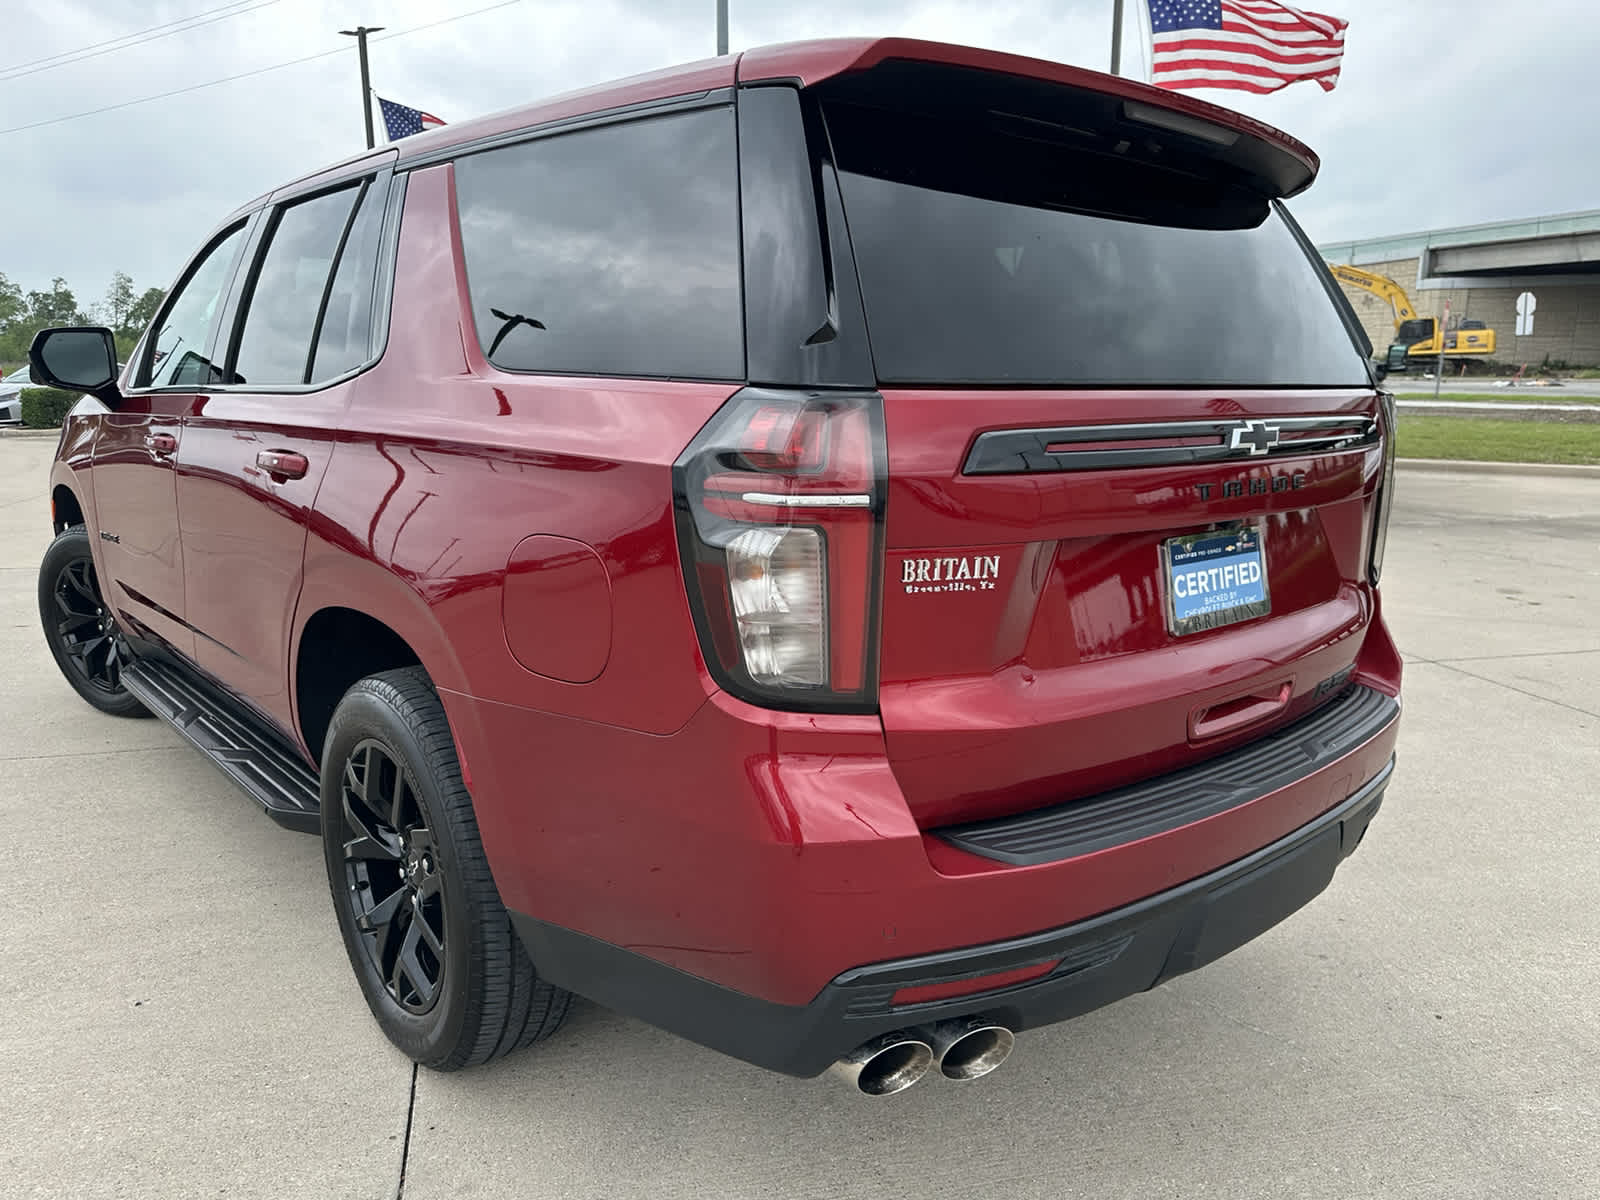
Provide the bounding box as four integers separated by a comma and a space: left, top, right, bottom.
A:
512, 756, 1392, 1078
937, 684, 1399, 866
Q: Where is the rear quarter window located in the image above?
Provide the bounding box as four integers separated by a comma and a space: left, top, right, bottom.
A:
453, 106, 743, 381
310, 180, 388, 383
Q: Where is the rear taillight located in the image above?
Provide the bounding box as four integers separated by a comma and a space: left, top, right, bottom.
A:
1368, 390, 1397, 584
674, 387, 886, 712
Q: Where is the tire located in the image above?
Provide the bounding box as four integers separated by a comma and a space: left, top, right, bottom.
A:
321, 666, 569, 1070
37, 526, 150, 718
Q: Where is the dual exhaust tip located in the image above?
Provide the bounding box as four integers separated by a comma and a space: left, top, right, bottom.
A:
830, 1018, 1015, 1096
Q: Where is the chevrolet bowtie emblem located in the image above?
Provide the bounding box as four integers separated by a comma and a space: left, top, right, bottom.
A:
1228, 420, 1282, 456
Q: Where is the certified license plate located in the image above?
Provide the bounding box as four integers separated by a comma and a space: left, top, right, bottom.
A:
1163, 526, 1270, 636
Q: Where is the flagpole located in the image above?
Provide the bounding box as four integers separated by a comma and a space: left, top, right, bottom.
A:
339, 25, 385, 150
1110, 0, 1125, 74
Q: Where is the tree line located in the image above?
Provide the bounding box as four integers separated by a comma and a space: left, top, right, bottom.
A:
0, 270, 165, 368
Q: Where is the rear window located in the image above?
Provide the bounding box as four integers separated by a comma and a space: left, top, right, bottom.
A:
824, 101, 1367, 388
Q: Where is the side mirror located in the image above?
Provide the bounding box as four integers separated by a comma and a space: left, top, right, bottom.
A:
28, 326, 123, 408
1371, 358, 1390, 383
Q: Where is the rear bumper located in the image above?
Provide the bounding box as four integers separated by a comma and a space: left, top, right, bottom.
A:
449, 609, 1401, 1073
512, 755, 1391, 1077
458, 670, 1398, 1008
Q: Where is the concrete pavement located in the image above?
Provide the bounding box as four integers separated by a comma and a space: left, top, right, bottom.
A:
1, 437, 1596, 1199
0, 438, 412, 1200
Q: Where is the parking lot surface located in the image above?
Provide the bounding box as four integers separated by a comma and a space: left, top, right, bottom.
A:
2, 432, 1596, 1199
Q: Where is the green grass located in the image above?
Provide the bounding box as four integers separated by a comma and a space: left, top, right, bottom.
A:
1397, 415, 1600, 465
1389, 390, 1600, 405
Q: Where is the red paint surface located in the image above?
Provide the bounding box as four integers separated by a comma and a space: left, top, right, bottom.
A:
874, 386, 1384, 827
86, 399, 193, 656
177, 390, 349, 732
503, 535, 612, 683
444, 625, 1396, 1004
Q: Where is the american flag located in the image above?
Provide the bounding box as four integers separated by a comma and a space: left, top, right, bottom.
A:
377, 96, 447, 140
1147, 0, 1347, 94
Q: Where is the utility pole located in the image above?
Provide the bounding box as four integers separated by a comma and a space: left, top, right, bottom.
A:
339, 25, 385, 150
716, 0, 728, 55
1110, 0, 1125, 75
1433, 298, 1451, 399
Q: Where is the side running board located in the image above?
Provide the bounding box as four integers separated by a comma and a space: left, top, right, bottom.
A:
122, 659, 322, 834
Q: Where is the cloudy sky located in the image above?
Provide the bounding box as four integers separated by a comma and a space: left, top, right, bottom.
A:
3, 0, 1595, 306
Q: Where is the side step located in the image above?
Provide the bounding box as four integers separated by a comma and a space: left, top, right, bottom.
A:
122, 659, 322, 834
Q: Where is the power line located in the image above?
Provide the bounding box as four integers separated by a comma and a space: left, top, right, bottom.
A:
0, 0, 261, 72
0, 0, 282, 82
0, 0, 524, 137
1, 46, 351, 135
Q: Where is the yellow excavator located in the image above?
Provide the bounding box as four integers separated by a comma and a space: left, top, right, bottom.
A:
1327, 264, 1496, 373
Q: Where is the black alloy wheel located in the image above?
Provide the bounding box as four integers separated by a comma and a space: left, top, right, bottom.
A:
37, 526, 149, 717
321, 667, 569, 1069
55, 557, 132, 694
337, 739, 449, 1015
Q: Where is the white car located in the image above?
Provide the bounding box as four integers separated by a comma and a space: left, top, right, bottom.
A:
0, 363, 121, 424
0, 365, 31, 424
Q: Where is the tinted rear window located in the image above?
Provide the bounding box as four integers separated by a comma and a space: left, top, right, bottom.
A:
454, 107, 743, 380
825, 101, 1367, 388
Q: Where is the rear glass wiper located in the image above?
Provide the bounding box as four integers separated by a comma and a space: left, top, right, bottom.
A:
487, 308, 546, 358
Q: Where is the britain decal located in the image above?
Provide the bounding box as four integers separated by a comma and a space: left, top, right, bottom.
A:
900, 554, 1002, 595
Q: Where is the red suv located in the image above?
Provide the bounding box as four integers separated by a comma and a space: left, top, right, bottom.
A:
32, 39, 1400, 1096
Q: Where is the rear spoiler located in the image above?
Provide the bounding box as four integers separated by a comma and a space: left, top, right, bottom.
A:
738, 37, 1319, 199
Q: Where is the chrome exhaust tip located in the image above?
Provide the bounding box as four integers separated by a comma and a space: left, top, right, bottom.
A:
829, 1032, 936, 1096
930, 1018, 1015, 1081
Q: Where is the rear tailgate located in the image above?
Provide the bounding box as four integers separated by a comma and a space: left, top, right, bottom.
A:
877, 387, 1381, 828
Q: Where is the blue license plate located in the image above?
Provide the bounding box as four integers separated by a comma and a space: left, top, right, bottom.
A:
1163, 527, 1271, 636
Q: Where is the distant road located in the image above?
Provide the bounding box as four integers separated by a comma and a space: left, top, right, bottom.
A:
1391, 377, 1600, 400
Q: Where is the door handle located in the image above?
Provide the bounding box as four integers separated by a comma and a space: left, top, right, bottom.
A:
256, 449, 310, 481
146, 432, 178, 455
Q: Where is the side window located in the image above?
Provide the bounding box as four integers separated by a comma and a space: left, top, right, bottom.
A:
310, 180, 388, 383
140, 223, 247, 388
230, 185, 359, 387
453, 106, 743, 380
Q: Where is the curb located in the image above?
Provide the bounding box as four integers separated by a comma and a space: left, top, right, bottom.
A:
0, 428, 61, 439
1398, 457, 1600, 478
